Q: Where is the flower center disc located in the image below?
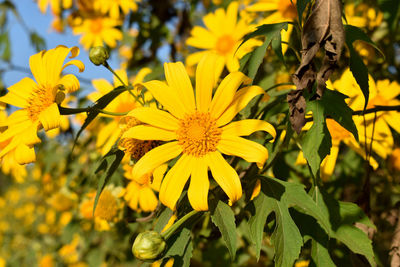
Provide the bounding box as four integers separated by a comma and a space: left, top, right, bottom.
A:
216, 35, 235, 55
177, 112, 222, 157
90, 18, 103, 34
27, 86, 55, 121
94, 190, 118, 221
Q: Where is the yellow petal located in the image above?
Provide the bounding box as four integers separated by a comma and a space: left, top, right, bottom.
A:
132, 141, 182, 184
151, 164, 168, 192
218, 134, 268, 168
122, 125, 176, 141
125, 181, 140, 210
164, 62, 195, 112
39, 103, 60, 131
186, 26, 216, 49
159, 154, 193, 210
91, 79, 114, 97
320, 144, 340, 181
18, 123, 41, 146
210, 72, 251, 119
142, 80, 187, 118
62, 59, 85, 73
0, 109, 29, 127
216, 86, 264, 126
206, 151, 242, 203
188, 157, 209, 211
15, 143, 36, 165
29, 50, 46, 86
246, 2, 277, 12
139, 187, 158, 212
132, 68, 152, 85
196, 53, 219, 112
343, 138, 379, 169
58, 74, 80, 93
222, 119, 276, 140
126, 107, 179, 131
6, 77, 37, 102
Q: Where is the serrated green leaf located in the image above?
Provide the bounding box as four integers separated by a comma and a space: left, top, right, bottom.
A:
93, 148, 125, 216
296, 0, 311, 26
210, 200, 237, 260
72, 86, 127, 151
301, 100, 332, 177
240, 23, 288, 80
344, 25, 384, 111
321, 90, 359, 141
312, 187, 376, 266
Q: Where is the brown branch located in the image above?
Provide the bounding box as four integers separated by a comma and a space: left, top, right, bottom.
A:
304, 105, 400, 122
390, 208, 400, 266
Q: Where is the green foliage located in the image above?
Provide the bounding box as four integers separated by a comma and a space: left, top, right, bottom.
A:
301, 100, 332, 178
210, 200, 237, 260
240, 23, 289, 80
93, 148, 125, 215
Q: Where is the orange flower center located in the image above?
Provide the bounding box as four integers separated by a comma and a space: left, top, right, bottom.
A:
216, 35, 235, 55
90, 18, 103, 34
94, 190, 118, 221
27, 86, 55, 122
326, 119, 351, 141
177, 112, 222, 157
278, 0, 297, 20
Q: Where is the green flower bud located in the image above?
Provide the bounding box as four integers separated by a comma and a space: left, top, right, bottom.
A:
132, 231, 166, 262
89, 46, 109, 66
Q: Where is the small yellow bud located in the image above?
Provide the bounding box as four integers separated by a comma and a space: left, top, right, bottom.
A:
55, 90, 65, 105
89, 46, 109, 66
132, 231, 166, 262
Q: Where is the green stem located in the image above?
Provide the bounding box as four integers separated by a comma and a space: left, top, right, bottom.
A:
161, 210, 200, 241
98, 110, 129, 116
103, 61, 144, 105
59, 106, 128, 116
265, 82, 294, 92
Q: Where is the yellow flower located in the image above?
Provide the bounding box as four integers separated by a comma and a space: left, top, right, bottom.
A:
89, 68, 152, 155
122, 54, 276, 211
124, 164, 167, 212
71, 16, 123, 50
59, 234, 81, 264
186, 1, 261, 73
0, 45, 84, 164
344, 3, 383, 30
94, 0, 139, 19
333, 69, 400, 159
37, 0, 72, 14
390, 148, 400, 172
245, 0, 297, 52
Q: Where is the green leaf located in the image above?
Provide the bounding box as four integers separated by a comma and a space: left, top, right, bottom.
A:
73, 86, 126, 150
344, 25, 384, 111
210, 200, 237, 260
301, 100, 332, 177
164, 227, 191, 259
29, 31, 46, 52
154, 207, 174, 233
321, 90, 359, 141
295, 0, 311, 26
93, 148, 125, 216
0, 32, 10, 61
312, 187, 376, 266
241, 23, 288, 80
271, 34, 285, 65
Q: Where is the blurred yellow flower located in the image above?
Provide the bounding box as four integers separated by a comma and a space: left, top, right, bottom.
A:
390, 148, 400, 172
333, 69, 400, 159
71, 16, 123, 50
186, 1, 261, 74
59, 234, 81, 264
122, 54, 275, 211
37, 0, 72, 14
89, 68, 152, 155
39, 254, 55, 267
124, 164, 167, 212
344, 3, 383, 30
0, 46, 84, 164
94, 0, 139, 19
245, 0, 297, 52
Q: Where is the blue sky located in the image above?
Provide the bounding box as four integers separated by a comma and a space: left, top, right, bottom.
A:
3, 0, 121, 90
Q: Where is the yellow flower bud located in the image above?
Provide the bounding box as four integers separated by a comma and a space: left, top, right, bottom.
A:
132, 231, 166, 262
89, 46, 109, 66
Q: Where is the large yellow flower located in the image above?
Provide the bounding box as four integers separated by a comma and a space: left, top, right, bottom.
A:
121, 54, 276, 211
245, 0, 297, 52
0, 45, 84, 164
94, 0, 139, 19
89, 68, 151, 155
333, 69, 400, 159
186, 1, 261, 74
71, 15, 123, 50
